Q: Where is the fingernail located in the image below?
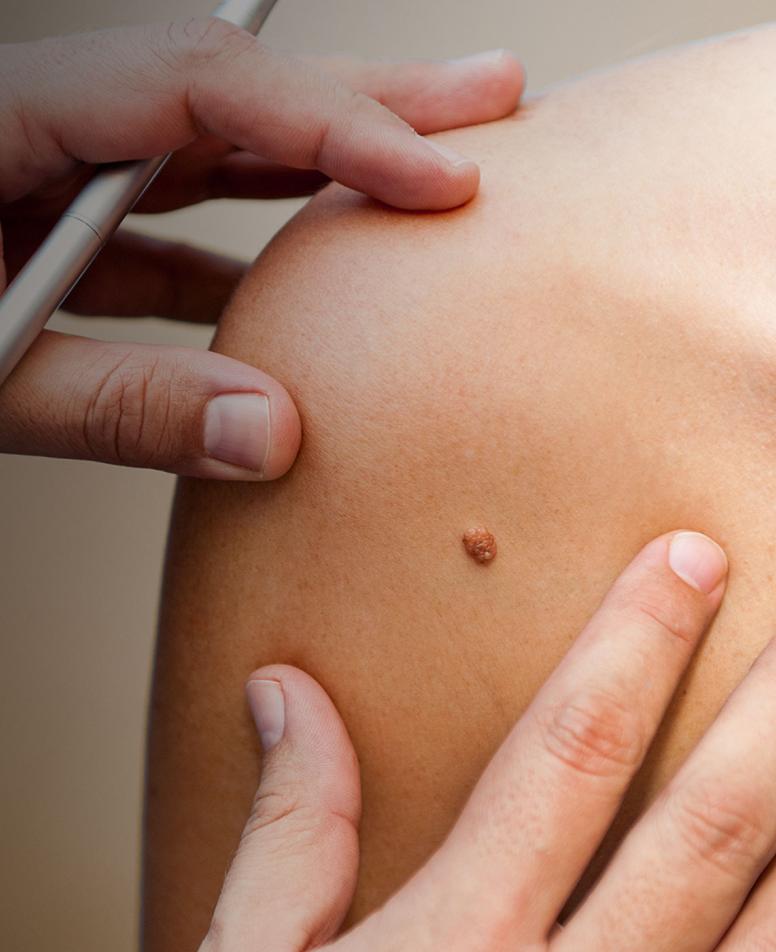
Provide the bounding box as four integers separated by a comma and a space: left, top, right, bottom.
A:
424, 137, 475, 168
668, 532, 728, 594
203, 392, 271, 475
448, 48, 507, 68
246, 679, 285, 752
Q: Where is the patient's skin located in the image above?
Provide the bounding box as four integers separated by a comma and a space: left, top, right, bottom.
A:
144, 26, 776, 951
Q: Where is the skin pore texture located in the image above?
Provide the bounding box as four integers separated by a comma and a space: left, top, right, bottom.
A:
145, 25, 776, 951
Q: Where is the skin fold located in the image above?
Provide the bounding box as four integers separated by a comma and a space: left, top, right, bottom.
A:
144, 24, 776, 951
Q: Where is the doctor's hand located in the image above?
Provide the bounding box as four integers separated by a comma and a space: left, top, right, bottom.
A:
0, 19, 523, 479
203, 532, 776, 950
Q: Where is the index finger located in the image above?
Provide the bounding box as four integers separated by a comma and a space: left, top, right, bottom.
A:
374, 531, 728, 950
1, 18, 523, 209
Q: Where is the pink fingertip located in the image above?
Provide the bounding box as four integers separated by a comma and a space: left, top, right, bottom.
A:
668, 532, 728, 594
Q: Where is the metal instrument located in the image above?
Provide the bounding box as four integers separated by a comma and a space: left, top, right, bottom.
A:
0, 0, 279, 385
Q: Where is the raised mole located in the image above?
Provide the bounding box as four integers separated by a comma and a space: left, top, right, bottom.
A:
462, 526, 497, 564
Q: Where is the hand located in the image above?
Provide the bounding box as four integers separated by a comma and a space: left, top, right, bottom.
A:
0, 19, 523, 479
202, 531, 776, 950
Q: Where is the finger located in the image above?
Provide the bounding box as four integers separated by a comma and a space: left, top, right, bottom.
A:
556, 638, 776, 952
0, 330, 300, 480
142, 51, 525, 207
4, 222, 246, 322
715, 856, 776, 950
357, 532, 728, 950
193, 50, 525, 203
1, 19, 522, 210
201, 665, 361, 952
309, 49, 525, 133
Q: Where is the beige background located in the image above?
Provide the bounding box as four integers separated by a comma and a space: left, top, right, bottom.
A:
1, 1, 773, 949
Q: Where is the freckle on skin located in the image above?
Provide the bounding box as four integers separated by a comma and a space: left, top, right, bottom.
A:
463, 527, 497, 564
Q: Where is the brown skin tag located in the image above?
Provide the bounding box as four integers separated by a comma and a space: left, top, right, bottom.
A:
462, 527, 497, 564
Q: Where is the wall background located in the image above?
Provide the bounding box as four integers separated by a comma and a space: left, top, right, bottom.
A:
1, 1, 772, 949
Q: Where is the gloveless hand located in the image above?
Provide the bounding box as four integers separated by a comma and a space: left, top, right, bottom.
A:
203, 531, 775, 950
0, 18, 523, 479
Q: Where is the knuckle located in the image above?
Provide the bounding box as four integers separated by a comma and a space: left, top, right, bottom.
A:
163, 16, 256, 69
312, 84, 405, 170
81, 352, 175, 466
539, 689, 646, 779
310, 84, 360, 166
348, 85, 405, 129
668, 781, 773, 876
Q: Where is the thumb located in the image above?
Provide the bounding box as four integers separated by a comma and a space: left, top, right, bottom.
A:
0, 330, 301, 479
201, 665, 361, 952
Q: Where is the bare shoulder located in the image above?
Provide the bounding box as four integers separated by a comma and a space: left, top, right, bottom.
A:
146, 24, 776, 949
217, 20, 776, 385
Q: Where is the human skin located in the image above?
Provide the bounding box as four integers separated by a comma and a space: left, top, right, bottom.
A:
199, 536, 776, 951
145, 24, 776, 950
0, 18, 522, 478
